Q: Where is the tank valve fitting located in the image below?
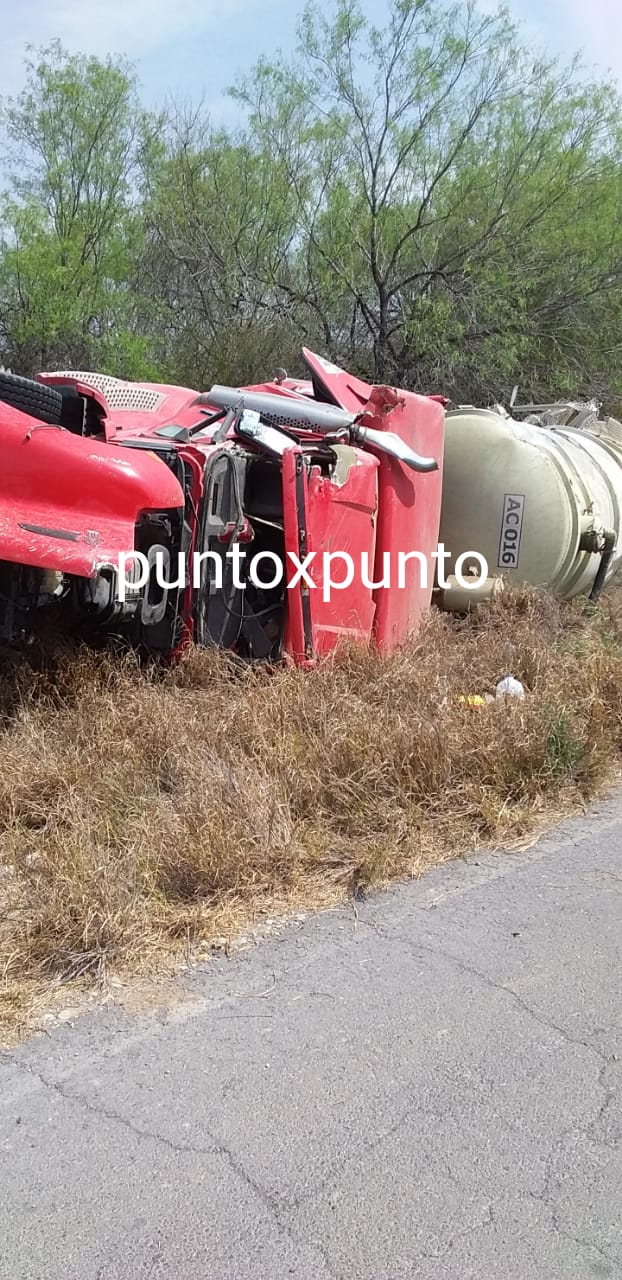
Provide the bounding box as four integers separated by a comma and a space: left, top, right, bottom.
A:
438, 575, 504, 612
579, 527, 603, 554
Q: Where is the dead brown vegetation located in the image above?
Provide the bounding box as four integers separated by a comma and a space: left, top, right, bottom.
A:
2, 584, 622, 1040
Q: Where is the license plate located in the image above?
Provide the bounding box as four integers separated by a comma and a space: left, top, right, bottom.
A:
497, 494, 525, 569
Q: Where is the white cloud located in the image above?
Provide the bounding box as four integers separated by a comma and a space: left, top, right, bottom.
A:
491, 0, 622, 81
561, 0, 622, 80
459, 0, 622, 81
2, 0, 620, 108
0, 0, 246, 95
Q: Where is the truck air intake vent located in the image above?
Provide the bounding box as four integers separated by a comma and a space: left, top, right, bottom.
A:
50, 373, 167, 413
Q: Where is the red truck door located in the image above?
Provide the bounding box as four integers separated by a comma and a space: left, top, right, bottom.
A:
281, 445, 379, 662
300, 350, 445, 649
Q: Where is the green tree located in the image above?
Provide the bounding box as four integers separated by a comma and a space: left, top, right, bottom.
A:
0, 42, 158, 377
141, 104, 320, 387
236, 0, 622, 403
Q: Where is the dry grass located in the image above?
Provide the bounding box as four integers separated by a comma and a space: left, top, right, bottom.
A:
2, 583, 622, 1040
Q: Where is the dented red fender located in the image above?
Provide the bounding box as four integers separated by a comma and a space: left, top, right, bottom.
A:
301, 350, 445, 647
0, 399, 185, 577
368, 388, 445, 648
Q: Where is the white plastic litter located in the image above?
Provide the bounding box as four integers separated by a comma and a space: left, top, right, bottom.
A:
495, 675, 525, 700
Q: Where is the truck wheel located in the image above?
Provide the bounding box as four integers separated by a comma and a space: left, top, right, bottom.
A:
0, 371, 63, 425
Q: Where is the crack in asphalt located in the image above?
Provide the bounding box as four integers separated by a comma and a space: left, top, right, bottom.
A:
417, 1203, 496, 1262
11, 1059, 338, 1279
409, 940, 611, 1066
12, 1058, 222, 1160
549, 1215, 620, 1271
414, 941, 621, 1268
275, 939, 620, 1217
8, 940, 621, 1270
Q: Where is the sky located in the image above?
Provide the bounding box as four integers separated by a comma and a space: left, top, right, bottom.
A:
0, 0, 620, 119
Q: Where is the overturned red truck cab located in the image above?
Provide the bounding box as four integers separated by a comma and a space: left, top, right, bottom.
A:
0, 351, 444, 663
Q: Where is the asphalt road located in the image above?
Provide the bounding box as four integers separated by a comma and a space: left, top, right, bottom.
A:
1, 796, 621, 1280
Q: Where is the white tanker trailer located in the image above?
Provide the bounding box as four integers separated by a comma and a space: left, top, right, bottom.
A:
437, 399, 622, 608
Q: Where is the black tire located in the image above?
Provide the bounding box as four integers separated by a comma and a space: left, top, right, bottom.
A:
0, 370, 63, 425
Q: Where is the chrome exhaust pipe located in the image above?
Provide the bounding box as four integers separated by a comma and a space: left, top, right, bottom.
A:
353, 424, 438, 472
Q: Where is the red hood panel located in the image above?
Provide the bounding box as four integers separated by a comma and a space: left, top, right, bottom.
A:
0, 401, 185, 577
302, 349, 373, 413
